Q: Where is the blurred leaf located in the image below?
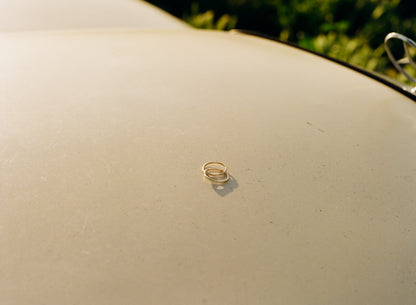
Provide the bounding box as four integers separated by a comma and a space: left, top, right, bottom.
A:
183, 4, 237, 30
371, 4, 385, 19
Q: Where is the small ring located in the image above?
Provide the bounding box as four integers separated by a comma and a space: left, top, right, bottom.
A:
202, 161, 227, 174
203, 167, 225, 176
204, 167, 227, 177
203, 169, 230, 183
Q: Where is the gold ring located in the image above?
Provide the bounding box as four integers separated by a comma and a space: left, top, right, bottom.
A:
202, 161, 227, 174
202, 161, 230, 183
203, 168, 230, 183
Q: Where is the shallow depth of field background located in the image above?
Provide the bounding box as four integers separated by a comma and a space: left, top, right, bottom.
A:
146, 0, 416, 83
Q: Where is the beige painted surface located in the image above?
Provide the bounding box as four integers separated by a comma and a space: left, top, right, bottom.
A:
0, 0, 188, 32
0, 30, 415, 305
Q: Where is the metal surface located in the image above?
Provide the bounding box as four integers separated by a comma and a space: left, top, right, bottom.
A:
0, 0, 188, 32
385, 32, 416, 93
1, 30, 416, 305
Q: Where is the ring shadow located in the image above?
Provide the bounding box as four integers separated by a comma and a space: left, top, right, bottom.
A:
211, 174, 239, 197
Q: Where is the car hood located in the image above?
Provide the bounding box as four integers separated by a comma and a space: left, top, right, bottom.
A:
1, 29, 416, 305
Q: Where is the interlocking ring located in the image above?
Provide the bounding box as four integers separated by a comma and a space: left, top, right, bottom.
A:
202, 161, 230, 183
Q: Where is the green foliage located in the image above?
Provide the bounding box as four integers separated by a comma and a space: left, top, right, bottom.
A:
183, 4, 237, 30
298, 32, 388, 72
146, 0, 416, 82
